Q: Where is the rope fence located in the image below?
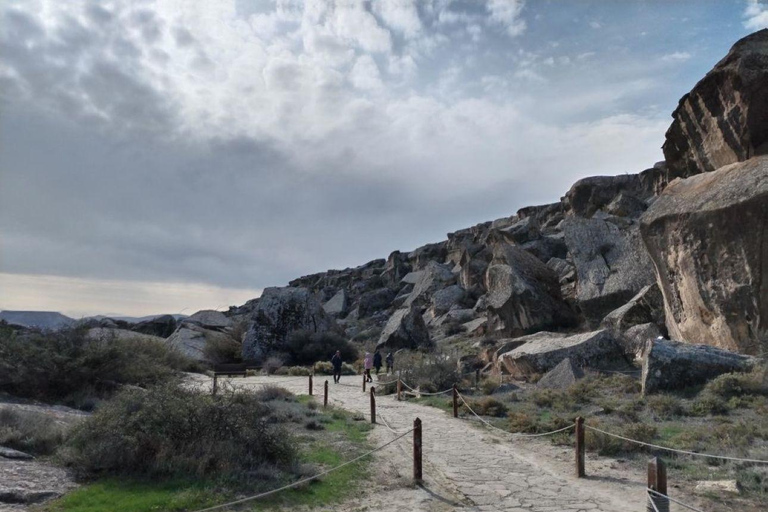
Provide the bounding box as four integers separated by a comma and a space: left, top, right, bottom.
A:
647, 489, 706, 512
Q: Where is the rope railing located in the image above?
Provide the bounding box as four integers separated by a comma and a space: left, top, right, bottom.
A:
456, 391, 575, 438
647, 489, 707, 512
585, 425, 768, 464
399, 380, 454, 396
192, 428, 414, 512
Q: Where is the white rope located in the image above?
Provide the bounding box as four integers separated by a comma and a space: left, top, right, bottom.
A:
647, 489, 707, 512
646, 490, 661, 512
585, 425, 768, 464
192, 428, 414, 512
399, 380, 453, 396
456, 392, 575, 438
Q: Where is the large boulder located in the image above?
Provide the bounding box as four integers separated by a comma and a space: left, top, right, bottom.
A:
132, 314, 177, 338
485, 244, 576, 337
563, 174, 650, 218
323, 289, 349, 316
537, 358, 585, 390
241, 287, 337, 362
430, 285, 466, 315
601, 283, 665, 333
497, 329, 625, 378
185, 310, 232, 330
357, 288, 396, 317
404, 261, 455, 307
376, 305, 431, 351
166, 325, 210, 361
641, 338, 757, 395
622, 323, 664, 361
563, 217, 655, 326
641, 156, 768, 354
663, 29, 768, 182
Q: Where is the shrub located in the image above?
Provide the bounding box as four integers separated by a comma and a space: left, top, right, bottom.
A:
586, 421, 657, 456
313, 361, 334, 375
470, 397, 508, 417
0, 407, 70, 455
59, 383, 295, 485
285, 331, 358, 366
397, 351, 460, 393
444, 321, 466, 336
0, 327, 195, 406
646, 394, 684, 419
705, 369, 768, 399
203, 332, 242, 364
690, 393, 730, 416
263, 356, 285, 375
479, 377, 498, 395
254, 385, 294, 402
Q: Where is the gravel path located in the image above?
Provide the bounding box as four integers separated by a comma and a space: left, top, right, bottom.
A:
216, 375, 647, 512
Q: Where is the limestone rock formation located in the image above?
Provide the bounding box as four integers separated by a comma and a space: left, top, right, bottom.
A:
186, 310, 232, 330
485, 244, 575, 337
323, 289, 348, 316
641, 338, 757, 394
663, 29, 768, 181
563, 217, 655, 326
537, 358, 585, 390
563, 174, 651, 218
641, 156, 768, 354
601, 283, 665, 333
376, 305, 431, 351
166, 325, 209, 361
241, 287, 337, 362
497, 329, 624, 378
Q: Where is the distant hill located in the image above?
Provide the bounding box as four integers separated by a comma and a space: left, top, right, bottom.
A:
0, 311, 76, 330
84, 314, 188, 324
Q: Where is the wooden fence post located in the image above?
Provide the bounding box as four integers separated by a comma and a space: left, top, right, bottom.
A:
212, 374, 218, 396
452, 384, 458, 418
647, 457, 669, 512
324, 380, 328, 408
362, 373, 366, 393
309, 374, 313, 396
575, 417, 585, 478
370, 387, 376, 424
413, 417, 422, 483
475, 369, 480, 390
397, 378, 402, 401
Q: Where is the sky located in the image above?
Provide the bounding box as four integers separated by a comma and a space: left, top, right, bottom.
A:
1, 0, 767, 318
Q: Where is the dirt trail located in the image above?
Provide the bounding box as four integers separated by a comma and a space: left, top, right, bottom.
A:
220, 375, 651, 512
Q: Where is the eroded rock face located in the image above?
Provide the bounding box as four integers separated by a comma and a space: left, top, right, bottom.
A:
641, 338, 756, 394
663, 29, 768, 181
641, 156, 768, 354
563, 174, 650, 218
602, 283, 665, 333
497, 329, 624, 378
485, 244, 576, 337
563, 217, 655, 326
241, 287, 337, 362
323, 289, 348, 316
376, 305, 431, 351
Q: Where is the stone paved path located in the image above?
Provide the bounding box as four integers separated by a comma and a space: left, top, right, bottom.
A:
218, 375, 646, 512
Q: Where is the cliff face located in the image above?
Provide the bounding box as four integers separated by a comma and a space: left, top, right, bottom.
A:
225, 30, 768, 362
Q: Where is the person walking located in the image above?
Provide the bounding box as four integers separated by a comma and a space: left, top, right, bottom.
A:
331, 350, 343, 384
363, 352, 373, 383
373, 350, 382, 375
385, 351, 394, 374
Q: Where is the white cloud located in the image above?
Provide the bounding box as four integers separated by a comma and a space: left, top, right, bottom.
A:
373, 0, 422, 39
487, 0, 526, 37
349, 54, 382, 90
744, 0, 768, 30
661, 51, 692, 62
589, 20, 601, 29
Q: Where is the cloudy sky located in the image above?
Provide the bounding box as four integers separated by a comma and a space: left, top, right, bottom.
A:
1, 0, 766, 318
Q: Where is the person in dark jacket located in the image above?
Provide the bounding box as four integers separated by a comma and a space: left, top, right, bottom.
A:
331, 350, 343, 383
385, 352, 394, 374
373, 350, 383, 375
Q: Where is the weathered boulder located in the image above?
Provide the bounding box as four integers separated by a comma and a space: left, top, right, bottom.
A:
563, 174, 650, 218
641, 338, 757, 394
357, 288, 395, 317
132, 314, 177, 338
404, 261, 455, 307
537, 358, 585, 390
86, 327, 165, 344
186, 310, 232, 330
602, 283, 665, 333
0, 446, 34, 460
521, 233, 568, 263
622, 323, 664, 361
663, 29, 768, 181
376, 305, 431, 351
497, 216, 540, 244
485, 244, 576, 337
241, 287, 337, 362
166, 325, 209, 361
563, 217, 655, 326
641, 156, 768, 354
497, 329, 624, 378
323, 289, 349, 316
431, 285, 466, 315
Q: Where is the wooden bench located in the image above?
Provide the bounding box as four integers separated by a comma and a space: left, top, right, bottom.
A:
213, 363, 248, 377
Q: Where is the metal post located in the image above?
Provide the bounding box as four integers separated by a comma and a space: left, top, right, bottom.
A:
324, 380, 328, 408
413, 417, 422, 483
452, 384, 458, 418
309, 374, 313, 396
212, 374, 218, 396
647, 457, 669, 512
575, 417, 585, 478
397, 378, 402, 401
370, 387, 376, 424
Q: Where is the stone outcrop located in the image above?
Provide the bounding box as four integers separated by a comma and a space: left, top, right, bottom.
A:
241, 287, 337, 362
485, 244, 576, 337
563, 174, 651, 218
601, 284, 665, 333
537, 358, 585, 390
497, 329, 624, 378
663, 29, 768, 182
323, 289, 348, 316
376, 305, 431, 351
563, 217, 655, 326
641, 338, 757, 394
641, 156, 768, 354
186, 310, 232, 330
132, 314, 177, 338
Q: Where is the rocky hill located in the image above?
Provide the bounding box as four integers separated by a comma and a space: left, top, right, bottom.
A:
212, 30, 768, 378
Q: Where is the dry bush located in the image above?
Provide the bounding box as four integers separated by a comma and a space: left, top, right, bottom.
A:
470, 397, 508, 417
264, 356, 285, 375
646, 394, 684, 420
0, 407, 70, 455
396, 350, 460, 393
